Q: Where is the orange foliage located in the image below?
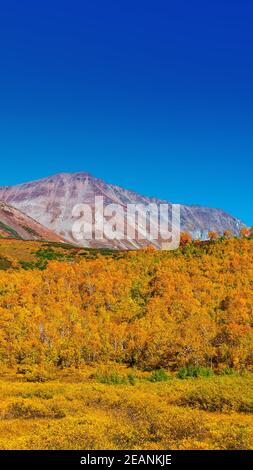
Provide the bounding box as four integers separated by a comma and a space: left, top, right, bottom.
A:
180, 232, 192, 246
208, 231, 219, 241
240, 227, 250, 238
0, 238, 252, 371
223, 230, 232, 238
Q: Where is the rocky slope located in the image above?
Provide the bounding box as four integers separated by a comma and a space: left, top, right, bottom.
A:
0, 173, 244, 248
0, 201, 65, 242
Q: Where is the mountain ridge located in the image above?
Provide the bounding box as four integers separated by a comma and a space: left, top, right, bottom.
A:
0, 172, 245, 249
0, 171, 243, 214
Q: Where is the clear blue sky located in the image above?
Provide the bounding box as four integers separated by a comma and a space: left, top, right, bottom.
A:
0, 0, 252, 224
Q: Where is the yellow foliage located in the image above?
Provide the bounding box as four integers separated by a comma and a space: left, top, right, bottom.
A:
0, 369, 251, 450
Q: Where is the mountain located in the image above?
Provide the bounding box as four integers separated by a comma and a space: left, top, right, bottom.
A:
0, 200, 65, 242
0, 172, 244, 249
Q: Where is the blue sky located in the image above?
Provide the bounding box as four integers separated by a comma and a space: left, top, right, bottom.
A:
0, 0, 252, 224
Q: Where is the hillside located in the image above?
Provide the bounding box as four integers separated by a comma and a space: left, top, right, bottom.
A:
0, 201, 66, 243
0, 172, 245, 248
0, 238, 118, 270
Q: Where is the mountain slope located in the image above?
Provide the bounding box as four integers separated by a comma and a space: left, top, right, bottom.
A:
0, 201, 65, 242
0, 172, 244, 248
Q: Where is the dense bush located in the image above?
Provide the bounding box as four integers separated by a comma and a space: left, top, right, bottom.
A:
177, 366, 214, 379
147, 368, 171, 382
5, 401, 65, 419
17, 366, 52, 383
176, 380, 253, 412
93, 370, 136, 386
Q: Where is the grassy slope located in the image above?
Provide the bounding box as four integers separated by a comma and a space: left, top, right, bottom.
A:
0, 365, 252, 450
1, 235, 253, 270
0, 239, 119, 270
0, 221, 21, 239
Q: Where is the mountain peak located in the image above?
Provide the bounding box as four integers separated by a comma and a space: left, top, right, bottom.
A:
48, 171, 92, 179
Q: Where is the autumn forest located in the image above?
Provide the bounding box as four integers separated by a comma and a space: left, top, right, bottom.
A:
0, 235, 252, 450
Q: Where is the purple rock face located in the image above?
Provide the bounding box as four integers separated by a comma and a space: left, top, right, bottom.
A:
0, 172, 245, 249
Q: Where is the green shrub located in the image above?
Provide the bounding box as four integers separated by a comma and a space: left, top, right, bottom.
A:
93, 371, 136, 385
0, 222, 21, 239
127, 373, 137, 385
177, 366, 214, 379
0, 257, 12, 270
35, 249, 65, 261
219, 367, 240, 377
18, 260, 35, 270
147, 368, 171, 382
21, 225, 40, 237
